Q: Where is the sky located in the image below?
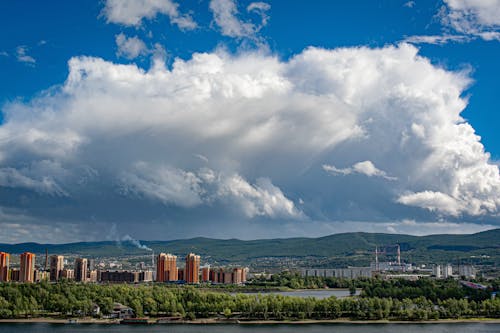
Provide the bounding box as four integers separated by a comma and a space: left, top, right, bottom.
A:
0, 0, 500, 243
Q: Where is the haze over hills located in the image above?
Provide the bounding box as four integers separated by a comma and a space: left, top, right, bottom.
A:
1, 229, 499, 268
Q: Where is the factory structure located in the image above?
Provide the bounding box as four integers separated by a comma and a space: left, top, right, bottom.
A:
301, 244, 476, 280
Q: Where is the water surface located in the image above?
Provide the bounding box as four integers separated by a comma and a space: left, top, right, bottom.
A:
231, 289, 361, 299
0, 323, 498, 333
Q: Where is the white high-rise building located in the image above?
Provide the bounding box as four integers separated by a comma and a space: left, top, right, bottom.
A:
433, 265, 442, 278
458, 265, 475, 278
443, 264, 453, 278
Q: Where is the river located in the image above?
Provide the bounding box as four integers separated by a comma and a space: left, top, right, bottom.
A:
0, 323, 498, 333
230, 289, 361, 299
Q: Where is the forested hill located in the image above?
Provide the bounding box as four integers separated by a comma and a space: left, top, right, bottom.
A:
1, 228, 499, 266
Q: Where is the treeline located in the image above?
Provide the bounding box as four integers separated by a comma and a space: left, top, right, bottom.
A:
0, 281, 499, 321
253, 272, 498, 301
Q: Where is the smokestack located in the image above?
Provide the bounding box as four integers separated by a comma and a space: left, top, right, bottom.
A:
375, 246, 379, 271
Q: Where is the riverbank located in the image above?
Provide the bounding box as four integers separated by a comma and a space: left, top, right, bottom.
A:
1, 317, 499, 325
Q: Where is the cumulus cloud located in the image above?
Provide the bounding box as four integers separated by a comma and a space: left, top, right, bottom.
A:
323, 161, 397, 181
102, 0, 197, 30
209, 0, 270, 40
1, 43, 499, 241
217, 175, 303, 219
118, 162, 203, 208
115, 33, 149, 59
398, 191, 464, 216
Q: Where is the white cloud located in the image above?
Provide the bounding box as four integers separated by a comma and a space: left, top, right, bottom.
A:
403, 34, 471, 44
209, 0, 270, 40
118, 163, 302, 219
323, 161, 397, 181
1, 43, 499, 240
441, 0, 500, 41
16, 46, 36, 64
118, 162, 203, 207
102, 0, 197, 30
405, 1, 500, 44
115, 33, 148, 59
247, 2, 271, 26
404, 1, 416, 8
398, 191, 464, 216
0, 166, 67, 196
217, 175, 303, 219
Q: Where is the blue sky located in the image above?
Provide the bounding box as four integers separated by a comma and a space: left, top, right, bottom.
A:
0, 0, 499, 243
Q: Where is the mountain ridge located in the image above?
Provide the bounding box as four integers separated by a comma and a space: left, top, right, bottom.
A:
1, 229, 498, 267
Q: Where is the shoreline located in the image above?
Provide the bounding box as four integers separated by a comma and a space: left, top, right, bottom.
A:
1, 318, 499, 325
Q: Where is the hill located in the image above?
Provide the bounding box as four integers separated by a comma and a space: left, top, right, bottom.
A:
1, 229, 499, 268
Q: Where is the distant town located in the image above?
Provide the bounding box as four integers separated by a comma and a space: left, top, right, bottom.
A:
0, 251, 248, 285
0, 243, 481, 285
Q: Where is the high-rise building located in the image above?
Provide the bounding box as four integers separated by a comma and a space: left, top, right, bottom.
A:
241, 267, 248, 283
185, 253, 200, 284
0, 252, 9, 282
156, 253, 178, 282
443, 264, 453, 278
458, 264, 476, 278
87, 259, 95, 272
50, 255, 64, 282
433, 264, 442, 278
20, 252, 35, 283
201, 266, 210, 282
74, 258, 88, 282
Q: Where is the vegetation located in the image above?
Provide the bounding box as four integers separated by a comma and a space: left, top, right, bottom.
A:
1, 229, 498, 267
251, 271, 498, 301
0, 279, 499, 321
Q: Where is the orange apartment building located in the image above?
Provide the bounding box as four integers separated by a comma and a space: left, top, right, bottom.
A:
185, 253, 200, 283
0, 252, 9, 282
156, 253, 178, 282
20, 252, 35, 283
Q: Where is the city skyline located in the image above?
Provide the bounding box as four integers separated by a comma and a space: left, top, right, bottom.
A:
0, 249, 251, 285
1, 1, 500, 243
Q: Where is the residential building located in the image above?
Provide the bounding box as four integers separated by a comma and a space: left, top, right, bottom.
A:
232, 268, 243, 284
0, 252, 9, 282
74, 258, 88, 282
20, 252, 35, 283
433, 264, 442, 278
443, 264, 453, 278
185, 253, 200, 283
10, 268, 20, 281
62, 268, 74, 279
34, 270, 49, 282
50, 255, 64, 282
458, 264, 476, 278
201, 266, 210, 282
156, 253, 178, 282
